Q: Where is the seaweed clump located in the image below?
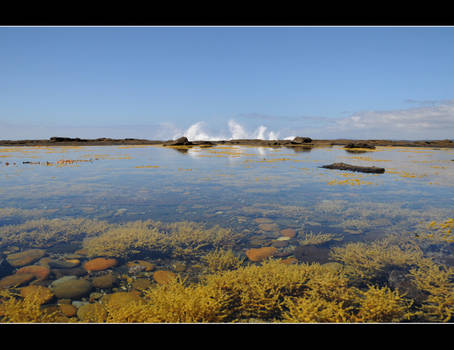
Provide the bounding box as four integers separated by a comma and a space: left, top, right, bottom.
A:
82, 219, 241, 259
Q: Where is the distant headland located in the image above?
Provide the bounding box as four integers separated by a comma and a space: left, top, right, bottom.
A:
0, 136, 453, 148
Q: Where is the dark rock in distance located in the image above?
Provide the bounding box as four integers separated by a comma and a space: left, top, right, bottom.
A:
291, 136, 312, 144
321, 162, 385, 174
344, 143, 376, 149
163, 136, 193, 146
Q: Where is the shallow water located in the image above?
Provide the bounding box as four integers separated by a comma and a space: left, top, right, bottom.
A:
1, 144, 453, 233
1, 144, 454, 322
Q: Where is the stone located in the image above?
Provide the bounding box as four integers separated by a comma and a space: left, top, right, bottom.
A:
280, 257, 298, 265
344, 142, 376, 149
59, 303, 77, 317
83, 258, 117, 272
92, 273, 118, 289
6, 249, 46, 267
291, 136, 312, 144
245, 247, 277, 262
40, 257, 80, 269
321, 162, 385, 174
254, 218, 273, 224
132, 278, 152, 291
50, 277, 93, 299
164, 136, 192, 146
16, 265, 50, 281
20, 285, 54, 304
153, 270, 177, 285
126, 260, 155, 273
77, 302, 107, 322
0, 273, 35, 288
102, 291, 142, 308
258, 223, 279, 232
51, 275, 78, 288
52, 266, 87, 279
280, 228, 297, 238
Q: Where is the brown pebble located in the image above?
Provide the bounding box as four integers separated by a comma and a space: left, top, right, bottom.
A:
59, 303, 77, 317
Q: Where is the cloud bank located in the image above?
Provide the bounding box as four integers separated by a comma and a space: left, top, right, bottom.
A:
331, 98, 454, 140
1, 99, 453, 141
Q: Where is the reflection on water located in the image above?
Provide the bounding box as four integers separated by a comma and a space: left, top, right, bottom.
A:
0, 144, 454, 322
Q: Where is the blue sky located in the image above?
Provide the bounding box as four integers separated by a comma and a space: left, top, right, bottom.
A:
1, 26, 454, 140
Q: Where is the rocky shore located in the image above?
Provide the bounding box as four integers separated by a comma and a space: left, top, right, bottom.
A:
0, 136, 453, 148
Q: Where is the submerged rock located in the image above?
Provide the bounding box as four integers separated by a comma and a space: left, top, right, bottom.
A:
153, 270, 177, 285
321, 162, 385, 174
6, 249, 46, 267
245, 247, 277, 262
280, 228, 297, 238
0, 273, 35, 288
50, 277, 93, 299
92, 273, 118, 289
83, 258, 118, 272
16, 265, 50, 281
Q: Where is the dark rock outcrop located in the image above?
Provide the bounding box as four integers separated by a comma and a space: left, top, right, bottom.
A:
163, 136, 193, 146
291, 136, 312, 144
344, 143, 376, 150
321, 162, 385, 174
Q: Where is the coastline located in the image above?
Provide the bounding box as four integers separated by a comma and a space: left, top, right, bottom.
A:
0, 137, 453, 148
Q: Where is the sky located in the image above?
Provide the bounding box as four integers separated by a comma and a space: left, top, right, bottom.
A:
1, 26, 454, 140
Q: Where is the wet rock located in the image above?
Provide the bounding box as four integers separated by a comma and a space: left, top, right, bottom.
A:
6, 249, 46, 267
83, 258, 118, 272
164, 136, 193, 146
92, 273, 118, 289
40, 257, 80, 269
280, 228, 297, 238
153, 270, 177, 285
291, 136, 312, 144
254, 218, 274, 224
52, 266, 87, 279
321, 162, 385, 174
132, 278, 152, 291
245, 247, 277, 262
126, 260, 155, 273
0, 273, 35, 288
59, 303, 78, 317
280, 257, 298, 265
16, 265, 50, 281
258, 223, 279, 232
50, 277, 93, 299
344, 143, 376, 149
101, 291, 142, 307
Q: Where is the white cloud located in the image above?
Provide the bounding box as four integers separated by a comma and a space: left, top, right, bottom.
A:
331, 99, 454, 139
